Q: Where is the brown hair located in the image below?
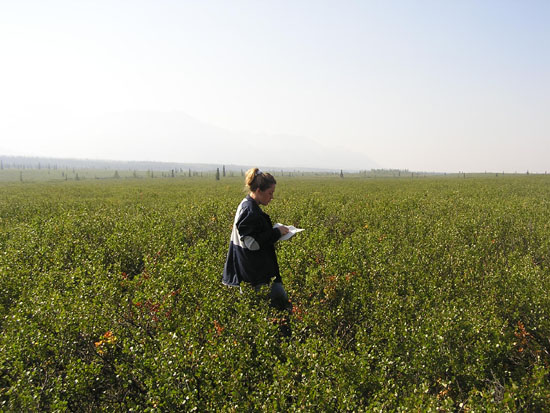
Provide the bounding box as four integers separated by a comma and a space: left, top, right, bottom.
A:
245, 168, 276, 192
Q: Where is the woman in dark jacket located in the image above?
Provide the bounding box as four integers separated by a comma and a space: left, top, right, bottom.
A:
222, 168, 292, 310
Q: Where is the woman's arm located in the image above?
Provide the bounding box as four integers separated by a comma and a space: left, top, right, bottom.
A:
237, 208, 281, 248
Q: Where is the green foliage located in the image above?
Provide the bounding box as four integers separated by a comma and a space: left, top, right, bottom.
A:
1, 175, 550, 410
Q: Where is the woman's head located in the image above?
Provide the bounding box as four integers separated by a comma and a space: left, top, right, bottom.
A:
245, 168, 277, 205
245, 168, 276, 192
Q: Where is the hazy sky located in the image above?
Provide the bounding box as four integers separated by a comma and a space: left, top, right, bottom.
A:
1, 1, 548, 172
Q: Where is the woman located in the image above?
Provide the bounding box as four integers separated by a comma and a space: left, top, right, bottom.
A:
222, 168, 292, 311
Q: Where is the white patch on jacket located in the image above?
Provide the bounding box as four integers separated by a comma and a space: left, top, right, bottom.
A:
230, 199, 260, 251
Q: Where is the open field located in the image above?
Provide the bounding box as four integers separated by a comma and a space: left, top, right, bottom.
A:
1, 174, 550, 410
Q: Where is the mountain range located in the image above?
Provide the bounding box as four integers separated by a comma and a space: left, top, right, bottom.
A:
1, 111, 379, 171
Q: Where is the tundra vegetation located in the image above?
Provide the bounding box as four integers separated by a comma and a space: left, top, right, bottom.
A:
1, 173, 549, 411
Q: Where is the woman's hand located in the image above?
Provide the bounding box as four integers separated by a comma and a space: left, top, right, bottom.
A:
278, 225, 290, 236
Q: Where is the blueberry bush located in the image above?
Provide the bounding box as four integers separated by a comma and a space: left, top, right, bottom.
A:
1, 175, 550, 411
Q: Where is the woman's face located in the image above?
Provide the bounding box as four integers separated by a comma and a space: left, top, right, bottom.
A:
253, 184, 276, 206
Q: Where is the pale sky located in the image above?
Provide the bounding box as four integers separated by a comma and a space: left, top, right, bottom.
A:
1, 0, 548, 172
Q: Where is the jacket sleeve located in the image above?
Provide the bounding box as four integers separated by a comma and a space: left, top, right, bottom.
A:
236, 208, 281, 248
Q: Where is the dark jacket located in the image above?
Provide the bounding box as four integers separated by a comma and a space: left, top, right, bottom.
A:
222, 195, 282, 286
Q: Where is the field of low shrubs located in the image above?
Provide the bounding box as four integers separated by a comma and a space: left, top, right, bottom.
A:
1, 174, 549, 411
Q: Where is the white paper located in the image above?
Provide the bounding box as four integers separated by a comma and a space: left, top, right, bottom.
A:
274, 223, 305, 241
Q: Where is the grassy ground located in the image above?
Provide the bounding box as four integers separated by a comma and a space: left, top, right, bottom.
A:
1, 174, 550, 410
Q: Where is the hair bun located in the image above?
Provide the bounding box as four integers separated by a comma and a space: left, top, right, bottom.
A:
245, 168, 276, 192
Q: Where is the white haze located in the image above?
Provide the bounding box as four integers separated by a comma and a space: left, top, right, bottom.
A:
1, 1, 549, 172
